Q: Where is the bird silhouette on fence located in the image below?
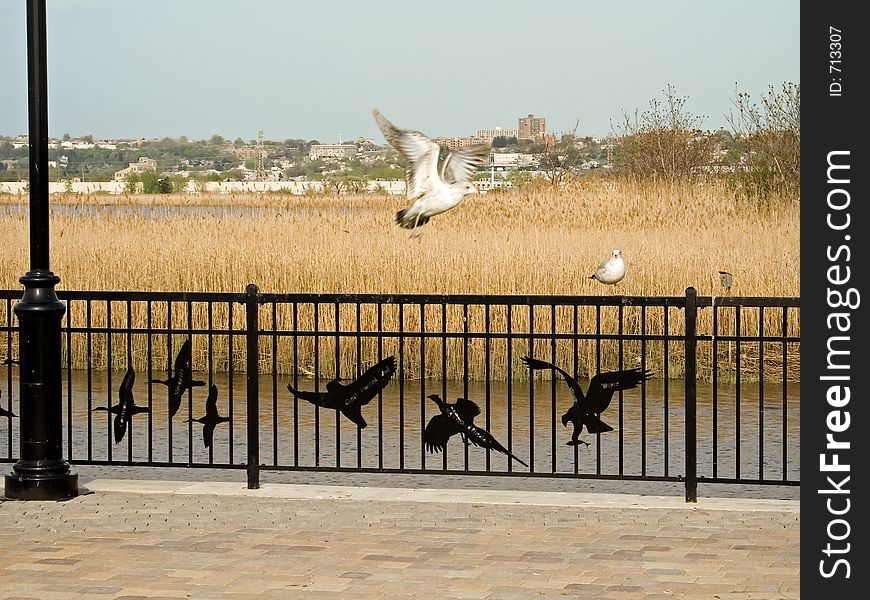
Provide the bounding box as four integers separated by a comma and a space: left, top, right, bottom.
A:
0, 389, 17, 418
287, 356, 397, 429
92, 366, 149, 443
186, 384, 230, 449
521, 356, 651, 446
373, 109, 490, 235
149, 338, 205, 418
423, 394, 529, 468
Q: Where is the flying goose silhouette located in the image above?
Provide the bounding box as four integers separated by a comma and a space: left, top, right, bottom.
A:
149, 339, 205, 418
92, 366, 149, 443
287, 356, 397, 429
373, 109, 490, 233
521, 355, 651, 446
186, 384, 230, 449
423, 394, 529, 468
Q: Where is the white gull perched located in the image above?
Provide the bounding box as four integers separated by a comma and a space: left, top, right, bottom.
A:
372, 109, 490, 232
590, 249, 625, 285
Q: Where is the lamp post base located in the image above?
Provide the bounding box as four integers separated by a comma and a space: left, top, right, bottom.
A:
5, 467, 79, 500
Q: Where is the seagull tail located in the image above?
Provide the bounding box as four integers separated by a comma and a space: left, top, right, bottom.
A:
396, 208, 429, 230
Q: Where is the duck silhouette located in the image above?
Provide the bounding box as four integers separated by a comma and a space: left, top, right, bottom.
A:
423, 394, 529, 468
149, 339, 205, 418
287, 356, 397, 429
92, 366, 149, 443
521, 356, 651, 446
186, 384, 230, 449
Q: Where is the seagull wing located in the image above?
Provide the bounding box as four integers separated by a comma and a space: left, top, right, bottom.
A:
373, 109, 440, 199
440, 144, 490, 183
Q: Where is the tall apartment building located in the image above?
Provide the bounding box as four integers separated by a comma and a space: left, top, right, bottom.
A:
517, 114, 546, 141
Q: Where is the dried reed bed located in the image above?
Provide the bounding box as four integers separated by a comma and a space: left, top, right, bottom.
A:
0, 178, 799, 381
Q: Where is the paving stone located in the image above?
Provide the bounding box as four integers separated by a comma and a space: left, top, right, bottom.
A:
0, 482, 799, 599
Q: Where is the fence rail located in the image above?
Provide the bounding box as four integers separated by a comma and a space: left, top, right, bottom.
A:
0, 286, 800, 501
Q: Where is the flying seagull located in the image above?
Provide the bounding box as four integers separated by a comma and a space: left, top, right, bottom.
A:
372, 109, 490, 233
287, 356, 397, 429
423, 394, 529, 468
521, 356, 651, 446
590, 248, 625, 285
149, 338, 205, 418
0, 389, 16, 418
186, 384, 230, 449
92, 366, 150, 443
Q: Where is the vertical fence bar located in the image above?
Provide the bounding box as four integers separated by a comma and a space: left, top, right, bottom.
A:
272, 302, 278, 467
292, 302, 299, 467
462, 303, 469, 471
245, 284, 260, 489
712, 302, 719, 478
684, 287, 698, 502
186, 302, 193, 465
550, 304, 556, 473
617, 303, 623, 475
419, 303, 426, 469
735, 305, 742, 479
166, 301, 172, 463
398, 303, 405, 470
334, 301, 341, 468
758, 306, 765, 480
527, 304, 534, 472
65, 299, 72, 460
227, 302, 234, 465
782, 307, 788, 481
146, 300, 153, 463
106, 301, 112, 463
662, 305, 671, 477
595, 305, 601, 473
484, 303, 491, 472
86, 300, 92, 460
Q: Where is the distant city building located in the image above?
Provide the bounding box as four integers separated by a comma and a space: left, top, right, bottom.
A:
491, 152, 536, 168
113, 157, 158, 181
433, 137, 487, 149
309, 144, 358, 160
518, 114, 546, 141
475, 127, 519, 143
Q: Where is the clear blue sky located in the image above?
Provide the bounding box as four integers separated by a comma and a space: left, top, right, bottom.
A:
0, 0, 799, 142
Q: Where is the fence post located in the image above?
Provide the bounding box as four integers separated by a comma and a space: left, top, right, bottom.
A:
684, 287, 698, 502
245, 283, 260, 489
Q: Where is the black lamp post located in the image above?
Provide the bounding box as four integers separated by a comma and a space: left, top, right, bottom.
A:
4, 0, 78, 500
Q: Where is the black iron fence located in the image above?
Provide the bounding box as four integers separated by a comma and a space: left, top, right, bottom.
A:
0, 286, 799, 501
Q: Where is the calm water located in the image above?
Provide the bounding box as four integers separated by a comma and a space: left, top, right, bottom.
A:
1, 369, 799, 499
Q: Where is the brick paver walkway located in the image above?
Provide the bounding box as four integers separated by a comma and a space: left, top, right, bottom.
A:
0, 481, 799, 599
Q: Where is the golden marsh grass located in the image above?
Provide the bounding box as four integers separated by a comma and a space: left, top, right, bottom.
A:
0, 178, 799, 381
